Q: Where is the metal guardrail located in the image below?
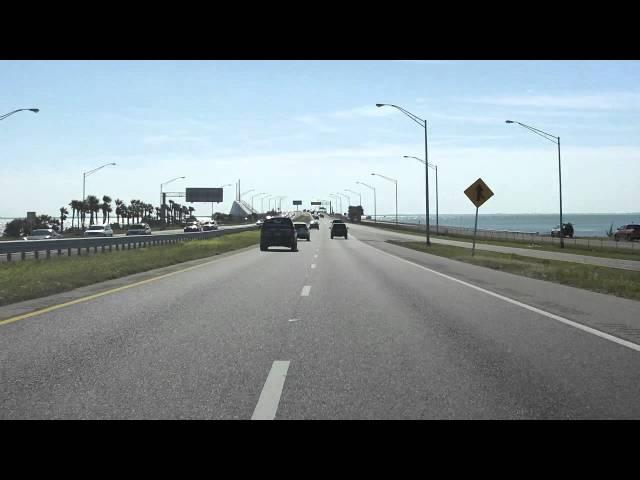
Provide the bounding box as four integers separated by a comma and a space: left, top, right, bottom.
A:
360, 219, 639, 252
0, 226, 258, 262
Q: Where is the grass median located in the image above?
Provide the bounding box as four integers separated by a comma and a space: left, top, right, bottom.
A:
388, 240, 640, 301
0, 230, 260, 307
364, 222, 639, 261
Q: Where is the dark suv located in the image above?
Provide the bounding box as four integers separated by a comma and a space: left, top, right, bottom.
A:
260, 217, 298, 251
330, 220, 348, 239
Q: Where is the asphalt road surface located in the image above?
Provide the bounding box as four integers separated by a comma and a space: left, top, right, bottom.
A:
1, 218, 639, 419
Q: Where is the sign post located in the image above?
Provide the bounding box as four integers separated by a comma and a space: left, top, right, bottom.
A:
463, 178, 494, 256
293, 200, 302, 211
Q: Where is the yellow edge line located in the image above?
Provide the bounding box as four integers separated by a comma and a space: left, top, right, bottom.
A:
0, 252, 242, 327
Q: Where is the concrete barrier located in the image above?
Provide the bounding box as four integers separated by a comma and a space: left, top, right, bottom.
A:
360, 219, 638, 253
0, 226, 258, 262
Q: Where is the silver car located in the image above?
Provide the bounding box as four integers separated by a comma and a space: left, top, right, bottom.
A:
127, 223, 152, 235
84, 224, 114, 237
24, 228, 62, 240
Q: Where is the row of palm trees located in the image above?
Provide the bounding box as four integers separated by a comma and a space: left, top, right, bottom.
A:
65, 196, 197, 229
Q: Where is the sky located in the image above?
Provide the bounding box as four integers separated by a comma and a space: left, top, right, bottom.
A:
1, 60, 639, 219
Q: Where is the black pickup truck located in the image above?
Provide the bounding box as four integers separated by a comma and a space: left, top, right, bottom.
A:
330, 220, 348, 239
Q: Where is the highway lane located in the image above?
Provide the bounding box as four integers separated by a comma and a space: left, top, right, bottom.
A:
1, 217, 639, 418
345, 221, 640, 344
279, 222, 640, 418
1, 230, 316, 419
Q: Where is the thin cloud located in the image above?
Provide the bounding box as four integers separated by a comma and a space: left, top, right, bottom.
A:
330, 105, 397, 118
294, 115, 320, 124
104, 113, 219, 132
462, 92, 640, 110
142, 134, 210, 146
430, 112, 506, 125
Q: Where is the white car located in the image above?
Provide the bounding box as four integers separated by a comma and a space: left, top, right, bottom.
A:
84, 224, 114, 237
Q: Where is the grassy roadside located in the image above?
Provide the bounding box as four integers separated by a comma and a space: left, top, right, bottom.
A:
388, 240, 640, 301
362, 222, 639, 261
0, 230, 260, 307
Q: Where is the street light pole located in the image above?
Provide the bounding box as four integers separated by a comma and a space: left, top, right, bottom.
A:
241, 189, 255, 198
335, 195, 342, 215
261, 195, 272, 214
377, 103, 430, 245
328, 194, 340, 215
345, 189, 361, 206
506, 120, 564, 248
278, 196, 287, 212
371, 173, 398, 225
356, 181, 376, 223
159, 176, 186, 226
0, 108, 39, 121
83, 162, 117, 228
251, 192, 266, 211
404, 156, 439, 234
336, 192, 350, 215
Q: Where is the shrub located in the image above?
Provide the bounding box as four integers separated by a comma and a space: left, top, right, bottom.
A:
2, 218, 30, 237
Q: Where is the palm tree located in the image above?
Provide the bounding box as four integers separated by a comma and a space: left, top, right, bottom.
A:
129, 200, 139, 223
114, 199, 124, 225
172, 202, 178, 224
68, 200, 80, 229
155, 207, 161, 221
188, 206, 195, 219
181, 205, 189, 224
161, 203, 169, 223
59, 207, 69, 231
168, 200, 175, 224
145, 203, 153, 222
81, 199, 90, 228
86, 195, 100, 225
104, 204, 113, 225
102, 196, 112, 223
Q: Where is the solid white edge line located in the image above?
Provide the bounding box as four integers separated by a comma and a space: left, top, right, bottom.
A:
301, 285, 311, 296
251, 360, 290, 420
350, 232, 640, 353
311, 264, 316, 269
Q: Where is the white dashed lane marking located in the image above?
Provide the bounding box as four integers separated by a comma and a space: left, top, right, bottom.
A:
300, 286, 311, 296
251, 361, 290, 420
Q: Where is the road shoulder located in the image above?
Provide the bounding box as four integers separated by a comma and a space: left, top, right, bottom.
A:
350, 231, 640, 347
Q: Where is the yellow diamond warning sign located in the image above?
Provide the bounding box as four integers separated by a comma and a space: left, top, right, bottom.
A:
464, 178, 494, 208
